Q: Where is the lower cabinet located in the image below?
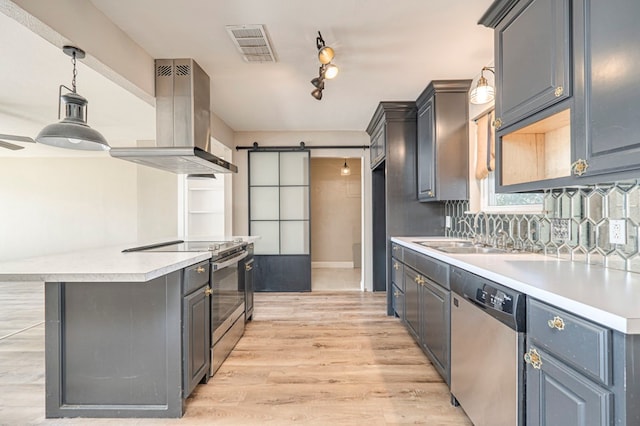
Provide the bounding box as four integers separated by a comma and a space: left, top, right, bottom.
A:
526, 343, 613, 426
182, 283, 211, 397
526, 298, 613, 426
391, 253, 404, 319
401, 253, 450, 384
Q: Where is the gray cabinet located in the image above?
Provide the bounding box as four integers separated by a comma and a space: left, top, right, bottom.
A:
391, 246, 404, 319
526, 343, 613, 426
182, 261, 211, 398
369, 120, 385, 169
182, 283, 210, 397
526, 298, 613, 425
482, 0, 640, 191
416, 80, 471, 202
494, 0, 571, 130
45, 266, 208, 418
404, 266, 420, 340
398, 248, 450, 384
367, 102, 444, 312
572, 0, 640, 178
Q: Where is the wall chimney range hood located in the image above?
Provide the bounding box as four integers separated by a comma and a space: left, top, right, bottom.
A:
110, 59, 237, 174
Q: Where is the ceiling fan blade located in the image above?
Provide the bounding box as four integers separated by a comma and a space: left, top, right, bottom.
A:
0, 133, 36, 143
0, 140, 25, 150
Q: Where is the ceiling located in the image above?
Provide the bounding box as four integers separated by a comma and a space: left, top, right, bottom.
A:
0, 0, 494, 157
89, 0, 494, 131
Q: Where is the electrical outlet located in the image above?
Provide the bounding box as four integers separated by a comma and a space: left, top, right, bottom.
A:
445, 216, 451, 229
610, 220, 626, 244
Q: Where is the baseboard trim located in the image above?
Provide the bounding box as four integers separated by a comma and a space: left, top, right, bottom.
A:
312, 262, 355, 269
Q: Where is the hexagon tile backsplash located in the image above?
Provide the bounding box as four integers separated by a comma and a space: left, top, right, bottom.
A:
445, 182, 640, 273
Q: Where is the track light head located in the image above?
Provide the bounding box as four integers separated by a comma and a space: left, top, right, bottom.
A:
311, 88, 323, 100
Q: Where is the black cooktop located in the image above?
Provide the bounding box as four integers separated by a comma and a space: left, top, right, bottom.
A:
123, 239, 246, 258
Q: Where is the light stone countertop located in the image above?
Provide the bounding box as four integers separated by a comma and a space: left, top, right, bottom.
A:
0, 236, 259, 283
393, 236, 640, 334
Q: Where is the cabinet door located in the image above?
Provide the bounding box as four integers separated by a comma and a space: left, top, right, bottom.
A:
526, 344, 613, 426
573, 0, 640, 177
391, 283, 404, 320
404, 267, 420, 340
422, 278, 450, 383
183, 286, 210, 397
417, 96, 436, 201
495, 0, 571, 129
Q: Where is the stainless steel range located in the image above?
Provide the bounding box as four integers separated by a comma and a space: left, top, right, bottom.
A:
124, 239, 249, 375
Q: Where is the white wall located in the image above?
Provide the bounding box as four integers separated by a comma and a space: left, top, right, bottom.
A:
232, 130, 373, 290
136, 165, 179, 242
0, 156, 138, 261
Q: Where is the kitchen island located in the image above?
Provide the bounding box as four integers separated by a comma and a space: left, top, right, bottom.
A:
0, 243, 214, 418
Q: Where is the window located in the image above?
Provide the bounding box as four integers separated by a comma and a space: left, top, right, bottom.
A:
481, 171, 543, 213
474, 110, 543, 213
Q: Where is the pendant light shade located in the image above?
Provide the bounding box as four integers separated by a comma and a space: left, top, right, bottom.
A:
470, 67, 496, 105
36, 46, 110, 151
318, 46, 335, 65
341, 159, 351, 176
323, 63, 339, 80
36, 92, 109, 151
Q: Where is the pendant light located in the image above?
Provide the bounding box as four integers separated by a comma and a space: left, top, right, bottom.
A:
470, 66, 495, 105
36, 46, 110, 151
341, 158, 351, 176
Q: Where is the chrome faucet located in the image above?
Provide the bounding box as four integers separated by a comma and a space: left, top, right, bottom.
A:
496, 229, 509, 250
458, 217, 475, 235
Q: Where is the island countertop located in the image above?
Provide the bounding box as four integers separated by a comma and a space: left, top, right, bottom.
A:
393, 236, 640, 334
0, 236, 259, 282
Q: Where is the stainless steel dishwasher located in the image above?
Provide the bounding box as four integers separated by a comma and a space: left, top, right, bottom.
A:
450, 266, 526, 426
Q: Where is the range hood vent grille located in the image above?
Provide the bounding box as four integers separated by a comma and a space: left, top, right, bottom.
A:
226, 24, 277, 63
157, 65, 172, 77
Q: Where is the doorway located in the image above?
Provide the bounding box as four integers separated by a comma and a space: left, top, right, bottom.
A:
310, 157, 362, 291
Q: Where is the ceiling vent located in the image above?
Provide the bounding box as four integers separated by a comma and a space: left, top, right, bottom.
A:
226, 24, 276, 63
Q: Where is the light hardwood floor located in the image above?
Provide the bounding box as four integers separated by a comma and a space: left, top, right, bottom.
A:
0, 284, 471, 425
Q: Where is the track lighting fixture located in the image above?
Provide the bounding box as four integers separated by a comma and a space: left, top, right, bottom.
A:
470, 66, 495, 105
310, 31, 339, 100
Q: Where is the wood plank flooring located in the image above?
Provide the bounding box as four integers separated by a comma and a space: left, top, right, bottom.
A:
0, 285, 471, 425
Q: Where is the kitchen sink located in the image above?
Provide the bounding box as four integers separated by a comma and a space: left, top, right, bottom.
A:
414, 240, 515, 254
415, 240, 474, 248
436, 246, 508, 254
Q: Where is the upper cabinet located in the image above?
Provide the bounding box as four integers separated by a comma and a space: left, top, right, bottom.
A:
416, 80, 471, 202
369, 119, 386, 169
495, 0, 571, 130
573, 0, 640, 178
481, 0, 640, 191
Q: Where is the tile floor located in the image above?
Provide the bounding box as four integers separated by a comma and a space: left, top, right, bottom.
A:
311, 267, 361, 291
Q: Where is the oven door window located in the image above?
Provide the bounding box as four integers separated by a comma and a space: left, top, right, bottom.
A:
211, 263, 243, 332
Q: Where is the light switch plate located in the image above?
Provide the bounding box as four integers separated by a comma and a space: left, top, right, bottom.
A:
610, 220, 626, 244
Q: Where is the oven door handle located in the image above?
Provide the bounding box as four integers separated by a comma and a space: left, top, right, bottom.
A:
212, 251, 249, 270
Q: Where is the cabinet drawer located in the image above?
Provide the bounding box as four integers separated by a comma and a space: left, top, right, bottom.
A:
404, 249, 449, 289
528, 298, 611, 385
391, 243, 403, 262
391, 258, 404, 291
183, 261, 210, 295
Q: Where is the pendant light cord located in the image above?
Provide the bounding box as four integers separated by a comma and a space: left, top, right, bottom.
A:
71, 50, 77, 93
